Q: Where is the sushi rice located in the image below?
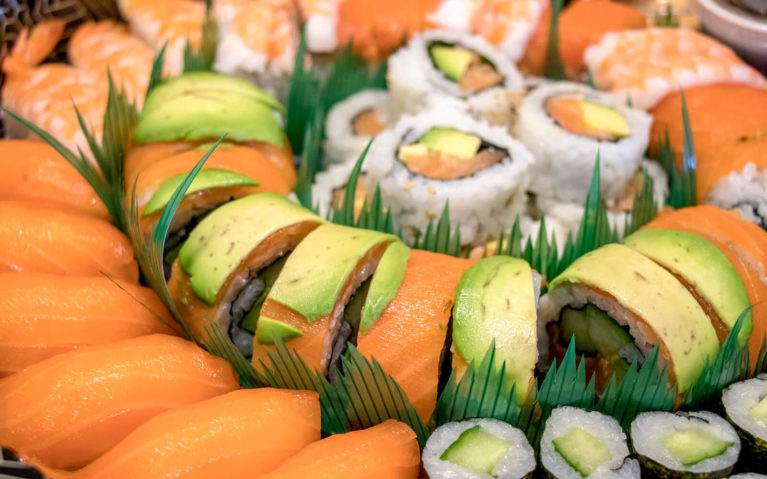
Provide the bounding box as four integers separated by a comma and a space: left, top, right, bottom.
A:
705, 163, 767, 230
324, 89, 390, 166
422, 418, 535, 479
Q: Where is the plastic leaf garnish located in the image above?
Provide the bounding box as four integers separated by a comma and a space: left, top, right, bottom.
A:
355, 186, 395, 235
285, 34, 322, 152
754, 338, 767, 376
595, 345, 675, 429
145, 43, 167, 98
335, 345, 430, 448
658, 92, 697, 208
0, 74, 136, 231
294, 107, 325, 209
182, 3, 217, 73
330, 141, 371, 226
412, 202, 461, 257
544, 0, 567, 80
622, 168, 658, 236
321, 42, 387, 113
683, 311, 751, 409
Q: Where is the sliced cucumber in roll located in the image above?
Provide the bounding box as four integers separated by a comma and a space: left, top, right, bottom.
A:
722, 377, 767, 467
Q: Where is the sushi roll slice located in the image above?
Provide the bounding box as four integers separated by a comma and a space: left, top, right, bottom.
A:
357, 248, 473, 421
515, 82, 652, 204
722, 377, 767, 465
312, 160, 370, 219
451, 256, 540, 401
538, 243, 720, 393
630, 411, 740, 478
262, 420, 420, 479
584, 28, 766, 110
0, 334, 239, 470
0, 273, 175, 377
423, 418, 535, 478
40, 388, 321, 479
0, 201, 138, 282
388, 30, 524, 125
252, 223, 400, 375
367, 101, 533, 245
324, 89, 390, 166
541, 407, 639, 479
168, 193, 323, 355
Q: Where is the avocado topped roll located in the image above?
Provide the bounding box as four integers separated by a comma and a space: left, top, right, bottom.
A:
722, 377, 767, 465
324, 89, 390, 166
451, 256, 540, 401
423, 418, 535, 479
515, 82, 651, 205
630, 411, 740, 478
167, 194, 323, 356
624, 229, 753, 346
367, 101, 533, 246
541, 407, 639, 479
252, 224, 400, 375
538, 243, 720, 393
388, 30, 524, 127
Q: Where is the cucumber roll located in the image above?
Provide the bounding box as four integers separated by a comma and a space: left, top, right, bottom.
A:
729, 475, 767, 478
630, 411, 741, 478
538, 244, 720, 393
324, 89, 390, 166
722, 377, 767, 465
541, 407, 639, 479
515, 82, 652, 204
388, 30, 524, 127
423, 418, 535, 479
367, 101, 533, 245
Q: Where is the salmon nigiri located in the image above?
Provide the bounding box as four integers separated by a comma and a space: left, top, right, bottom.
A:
0, 140, 108, 219
0, 334, 239, 470
357, 250, 474, 422
0, 273, 176, 376
644, 206, 767, 365
262, 420, 421, 479
0, 201, 138, 282
42, 388, 320, 479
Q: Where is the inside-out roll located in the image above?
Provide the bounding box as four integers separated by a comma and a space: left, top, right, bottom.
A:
312, 161, 370, 219
324, 89, 390, 166
515, 82, 652, 204
388, 29, 525, 127
366, 101, 533, 245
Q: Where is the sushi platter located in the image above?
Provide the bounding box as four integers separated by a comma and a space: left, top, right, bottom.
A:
1, 0, 767, 477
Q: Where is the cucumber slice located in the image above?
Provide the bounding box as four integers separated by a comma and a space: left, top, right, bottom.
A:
661, 427, 734, 466
560, 305, 633, 356
749, 396, 767, 426
552, 427, 611, 477
440, 425, 511, 475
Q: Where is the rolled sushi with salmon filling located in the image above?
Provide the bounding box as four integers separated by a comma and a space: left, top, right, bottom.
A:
722, 377, 767, 465
313, 161, 370, 219
324, 89, 390, 166
515, 82, 652, 204
423, 418, 535, 479
630, 411, 740, 478
541, 407, 639, 479
538, 243, 720, 393
168, 194, 323, 356
367, 101, 533, 245
388, 30, 525, 126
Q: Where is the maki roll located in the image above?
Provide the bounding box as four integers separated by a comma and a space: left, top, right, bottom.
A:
324, 89, 390, 166
312, 161, 370, 219
367, 101, 533, 245
541, 407, 639, 478
168, 194, 323, 354
451, 256, 540, 401
388, 30, 525, 126
630, 411, 740, 478
538, 243, 720, 393
515, 82, 652, 204
722, 377, 767, 465
423, 418, 535, 478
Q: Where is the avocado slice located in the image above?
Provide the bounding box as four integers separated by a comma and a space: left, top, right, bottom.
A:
581, 100, 630, 140
623, 228, 753, 346
430, 45, 473, 81
256, 317, 304, 345
560, 305, 633, 356
549, 244, 720, 393
420, 127, 482, 159
359, 242, 410, 332
178, 193, 322, 304
143, 169, 259, 216
749, 396, 767, 426
661, 427, 734, 466
452, 256, 537, 400
266, 224, 398, 322
552, 427, 612, 476
134, 72, 285, 146
440, 425, 511, 475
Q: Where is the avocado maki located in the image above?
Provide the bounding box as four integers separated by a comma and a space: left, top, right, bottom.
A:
630, 411, 740, 478
541, 407, 639, 478
722, 376, 767, 467
423, 418, 535, 478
